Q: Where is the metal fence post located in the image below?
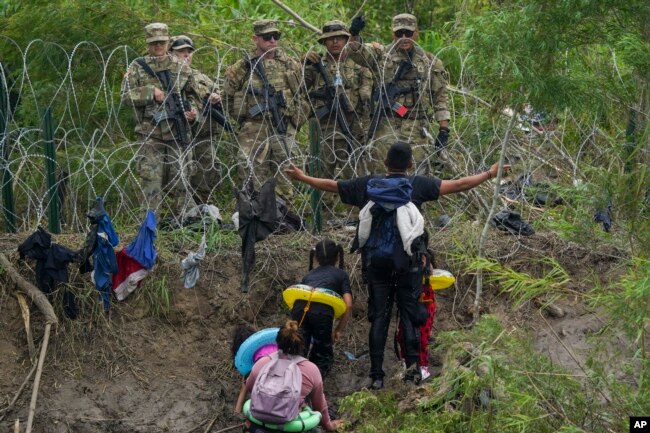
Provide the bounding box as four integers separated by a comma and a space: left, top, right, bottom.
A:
0, 65, 16, 233
41, 107, 60, 234
308, 118, 322, 234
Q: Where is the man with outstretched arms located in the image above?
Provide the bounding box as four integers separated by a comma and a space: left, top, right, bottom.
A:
223, 20, 306, 198
121, 23, 199, 216
285, 142, 509, 390
347, 14, 451, 174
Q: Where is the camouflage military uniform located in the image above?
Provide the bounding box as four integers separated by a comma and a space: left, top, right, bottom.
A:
223, 20, 306, 198
348, 15, 450, 174
188, 69, 230, 204
304, 21, 373, 180
120, 23, 198, 213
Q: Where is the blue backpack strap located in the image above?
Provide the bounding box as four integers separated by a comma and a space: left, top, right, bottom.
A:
367, 177, 413, 209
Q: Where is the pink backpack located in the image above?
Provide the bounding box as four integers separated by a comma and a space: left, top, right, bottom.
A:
250, 352, 305, 424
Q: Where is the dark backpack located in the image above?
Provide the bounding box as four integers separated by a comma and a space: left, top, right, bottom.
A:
363, 177, 415, 271
250, 352, 305, 424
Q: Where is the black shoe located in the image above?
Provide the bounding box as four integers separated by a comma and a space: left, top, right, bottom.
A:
370, 379, 384, 390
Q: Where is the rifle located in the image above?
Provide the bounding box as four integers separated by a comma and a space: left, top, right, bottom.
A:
136, 58, 191, 147
367, 59, 416, 141
247, 57, 287, 136
201, 95, 236, 133
308, 61, 355, 143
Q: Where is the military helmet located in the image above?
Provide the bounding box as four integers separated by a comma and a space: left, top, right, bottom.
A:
253, 19, 280, 35
317, 20, 351, 43
170, 35, 195, 51
392, 14, 417, 31
145, 22, 170, 43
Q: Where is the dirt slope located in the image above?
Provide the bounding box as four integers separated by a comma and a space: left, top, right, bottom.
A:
0, 227, 628, 432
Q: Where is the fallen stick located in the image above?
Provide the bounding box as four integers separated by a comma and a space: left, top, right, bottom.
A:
270, 0, 321, 34
0, 253, 58, 326
16, 293, 36, 361
14, 419, 20, 433
0, 362, 38, 422
25, 322, 52, 433
210, 423, 244, 433
473, 109, 517, 324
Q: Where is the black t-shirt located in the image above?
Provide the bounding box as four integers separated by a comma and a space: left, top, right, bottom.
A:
293, 265, 351, 317
337, 174, 442, 210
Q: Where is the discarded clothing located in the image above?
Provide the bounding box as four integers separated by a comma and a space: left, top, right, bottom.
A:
499, 173, 533, 201
92, 232, 118, 311
236, 179, 278, 293
112, 249, 149, 301
181, 235, 207, 289
275, 195, 306, 233
124, 209, 157, 270
17, 227, 80, 318
183, 204, 222, 225
88, 196, 119, 246
492, 210, 535, 236
531, 184, 563, 207
594, 201, 612, 232
111, 210, 157, 301
17, 226, 51, 262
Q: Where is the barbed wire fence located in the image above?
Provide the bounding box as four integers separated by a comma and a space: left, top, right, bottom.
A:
0, 36, 592, 255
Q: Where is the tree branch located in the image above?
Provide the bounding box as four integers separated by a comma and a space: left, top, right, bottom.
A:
26, 322, 52, 433
472, 110, 517, 323
0, 253, 58, 326
270, 0, 321, 34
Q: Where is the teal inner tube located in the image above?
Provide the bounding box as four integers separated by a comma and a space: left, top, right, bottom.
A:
243, 399, 322, 432
235, 328, 279, 376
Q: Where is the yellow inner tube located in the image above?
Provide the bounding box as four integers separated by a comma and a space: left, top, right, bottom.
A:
283, 284, 347, 319
425, 269, 456, 290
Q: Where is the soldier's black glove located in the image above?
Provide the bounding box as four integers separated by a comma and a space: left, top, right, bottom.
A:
434, 126, 449, 150
304, 51, 321, 65
349, 15, 366, 36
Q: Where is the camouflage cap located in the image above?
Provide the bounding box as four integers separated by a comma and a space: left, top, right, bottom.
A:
392, 13, 417, 32
145, 22, 170, 43
253, 19, 280, 35
170, 35, 195, 51
317, 20, 351, 43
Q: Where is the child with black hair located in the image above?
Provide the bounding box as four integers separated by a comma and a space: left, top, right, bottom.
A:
291, 239, 353, 377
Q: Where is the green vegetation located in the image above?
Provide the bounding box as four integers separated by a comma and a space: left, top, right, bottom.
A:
0, 0, 648, 429
341, 315, 646, 433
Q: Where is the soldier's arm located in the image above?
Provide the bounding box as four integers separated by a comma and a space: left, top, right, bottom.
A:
222, 60, 246, 118
286, 57, 310, 130
357, 66, 373, 109
345, 39, 382, 75
428, 56, 451, 125
120, 63, 157, 107
185, 70, 214, 118
302, 63, 317, 91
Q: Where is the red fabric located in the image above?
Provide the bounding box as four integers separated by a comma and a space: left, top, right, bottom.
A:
112, 248, 148, 301
396, 283, 437, 367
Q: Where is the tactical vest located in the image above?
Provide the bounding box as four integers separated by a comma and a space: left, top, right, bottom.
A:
232, 50, 302, 125
380, 45, 437, 118
129, 56, 192, 140
311, 57, 372, 114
